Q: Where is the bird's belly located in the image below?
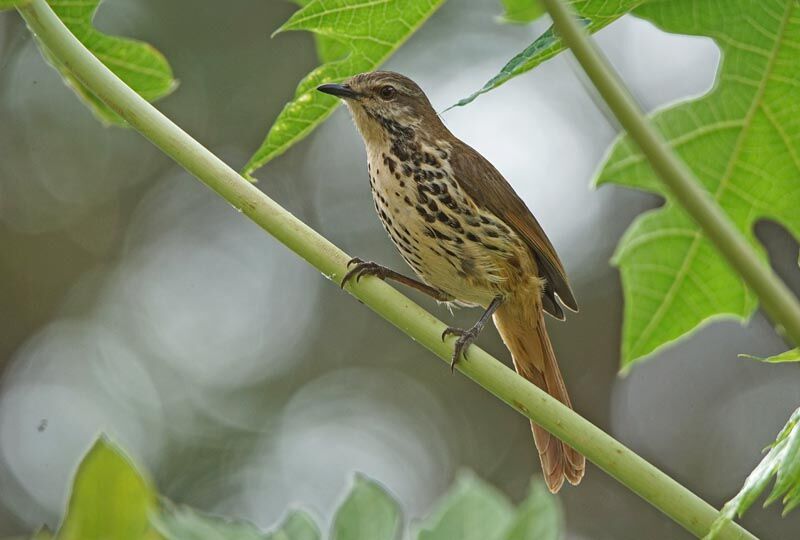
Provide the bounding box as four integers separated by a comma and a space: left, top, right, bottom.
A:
367, 153, 534, 307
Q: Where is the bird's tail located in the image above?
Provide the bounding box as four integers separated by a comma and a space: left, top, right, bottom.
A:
493, 298, 585, 493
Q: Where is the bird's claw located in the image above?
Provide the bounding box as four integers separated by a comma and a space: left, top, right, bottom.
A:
441, 326, 478, 372
341, 258, 387, 289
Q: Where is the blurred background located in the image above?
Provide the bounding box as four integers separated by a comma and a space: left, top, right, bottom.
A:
1, 1, 799, 538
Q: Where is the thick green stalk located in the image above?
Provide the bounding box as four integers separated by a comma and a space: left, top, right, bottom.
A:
17, 1, 755, 538
540, 0, 800, 350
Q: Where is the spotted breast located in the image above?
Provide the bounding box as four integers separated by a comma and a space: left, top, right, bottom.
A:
365, 115, 539, 308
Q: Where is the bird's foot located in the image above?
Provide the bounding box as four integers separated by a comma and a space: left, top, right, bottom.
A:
341, 257, 389, 289
441, 326, 479, 372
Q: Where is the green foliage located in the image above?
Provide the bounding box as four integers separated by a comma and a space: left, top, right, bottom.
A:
706, 408, 800, 539
417, 472, 515, 540
741, 349, 800, 363
504, 482, 562, 540
37, 437, 560, 540
0, 0, 30, 10
454, 1, 642, 107
595, 0, 800, 368
416, 472, 561, 540
498, 0, 544, 24
241, 0, 446, 179
57, 437, 159, 540
264, 513, 321, 540
291, 0, 349, 63
153, 502, 286, 540
33, 0, 176, 125
332, 475, 400, 540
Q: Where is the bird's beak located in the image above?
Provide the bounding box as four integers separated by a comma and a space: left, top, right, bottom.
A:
317, 83, 361, 100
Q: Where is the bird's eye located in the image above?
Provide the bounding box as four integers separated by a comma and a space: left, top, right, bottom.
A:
378, 85, 397, 100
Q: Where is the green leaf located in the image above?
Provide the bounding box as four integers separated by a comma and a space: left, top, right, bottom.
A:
290, 0, 348, 63
705, 408, 800, 539
154, 502, 261, 540
504, 482, 562, 540
57, 436, 159, 540
498, 0, 545, 24
0, 0, 31, 10
153, 503, 320, 540
332, 475, 400, 540
453, 0, 643, 107
741, 349, 800, 363
34, 0, 176, 125
265, 512, 320, 540
416, 472, 515, 540
242, 0, 446, 179
595, 0, 800, 368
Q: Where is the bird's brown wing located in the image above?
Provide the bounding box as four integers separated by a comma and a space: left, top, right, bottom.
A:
450, 140, 578, 317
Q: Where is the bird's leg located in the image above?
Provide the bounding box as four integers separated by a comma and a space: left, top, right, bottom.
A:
341, 257, 454, 302
442, 296, 503, 372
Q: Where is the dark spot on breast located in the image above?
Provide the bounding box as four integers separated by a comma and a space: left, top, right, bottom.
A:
427, 200, 438, 212
391, 141, 410, 161
416, 205, 436, 223
440, 194, 457, 210
423, 153, 440, 167
399, 180, 405, 187
404, 196, 413, 206
430, 228, 451, 241
395, 173, 401, 180
466, 232, 479, 242
485, 229, 500, 238
383, 155, 397, 173
461, 258, 476, 275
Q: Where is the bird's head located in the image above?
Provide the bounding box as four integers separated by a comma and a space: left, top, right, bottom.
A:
317, 71, 444, 143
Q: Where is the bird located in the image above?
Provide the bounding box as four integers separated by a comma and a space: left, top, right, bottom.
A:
317, 71, 584, 493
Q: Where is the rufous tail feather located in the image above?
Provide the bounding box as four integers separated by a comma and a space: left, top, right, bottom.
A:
493, 298, 585, 493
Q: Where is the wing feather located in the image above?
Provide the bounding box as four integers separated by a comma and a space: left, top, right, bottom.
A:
450, 140, 578, 315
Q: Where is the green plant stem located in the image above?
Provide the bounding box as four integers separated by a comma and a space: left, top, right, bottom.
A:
540, 0, 800, 351
17, 1, 755, 539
